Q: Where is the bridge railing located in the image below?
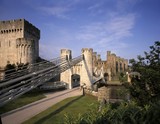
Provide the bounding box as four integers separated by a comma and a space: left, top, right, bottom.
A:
0, 55, 83, 107
0, 56, 67, 83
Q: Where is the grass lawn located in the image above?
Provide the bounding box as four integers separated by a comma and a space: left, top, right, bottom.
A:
23, 94, 98, 124
0, 89, 46, 115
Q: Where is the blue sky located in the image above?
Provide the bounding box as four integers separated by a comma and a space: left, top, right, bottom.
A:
0, 0, 160, 60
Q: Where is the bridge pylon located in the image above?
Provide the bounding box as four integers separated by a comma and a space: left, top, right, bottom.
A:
60, 48, 94, 89
81, 48, 93, 89
60, 49, 73, 89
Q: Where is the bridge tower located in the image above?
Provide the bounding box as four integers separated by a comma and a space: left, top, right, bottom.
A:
81, 48, 93, 89
60, 49, 72, 89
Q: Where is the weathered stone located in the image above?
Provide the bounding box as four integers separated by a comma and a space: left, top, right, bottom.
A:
98, 85, 126, 102
0, 19, 40, 68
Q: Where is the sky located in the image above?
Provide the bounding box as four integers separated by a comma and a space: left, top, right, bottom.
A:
0, 0, 160, 60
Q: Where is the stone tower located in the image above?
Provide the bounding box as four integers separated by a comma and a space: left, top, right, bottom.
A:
0, 19, 40, 68
60, 49, 72, 89
106, 51, 128, 77
81, 48, 93, 88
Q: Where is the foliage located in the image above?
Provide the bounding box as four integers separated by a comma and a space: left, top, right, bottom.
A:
5, 63, 16, 74
5, 62, 29, 75
64, 101, 160, 124
119, 72, 127, 83
128, 41, 160, 105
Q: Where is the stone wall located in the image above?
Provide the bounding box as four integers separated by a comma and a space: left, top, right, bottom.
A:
81, 48, 93, 88
60, 48, 129, 89
60, 49, 72, 89
0, 19, 40, 68
60, 48, 94, 89
106, 51, 128, 77
98, 85, 127, 102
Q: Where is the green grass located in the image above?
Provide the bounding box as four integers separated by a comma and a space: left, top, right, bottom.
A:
23, 95, 98, 124
0, 89, 46, 115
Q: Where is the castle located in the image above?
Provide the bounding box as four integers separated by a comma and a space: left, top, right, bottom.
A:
0, 19, 40, 69
0, 19, 128, 84
60, 48, 128, 89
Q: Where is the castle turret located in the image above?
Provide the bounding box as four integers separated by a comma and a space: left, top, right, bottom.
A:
107, 51, 111, 60
60, 49, 72, 89
0, 19, 40, 68
81, 48, 93, 88
97, 54, 101, 61
60, 49, 72, 60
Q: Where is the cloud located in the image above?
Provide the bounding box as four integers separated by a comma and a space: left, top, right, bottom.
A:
88, 3, 102, 10
75, 13, 136, 55
116, 0, 140, 13
108, 14, 135, 39
37, 0, 81, 19
39, 6, 70, 19
36, 0, 138, 59
39, 43, 62, 59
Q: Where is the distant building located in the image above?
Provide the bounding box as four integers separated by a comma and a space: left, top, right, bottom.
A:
93, 51, 128, 80
0, 19, 40, 69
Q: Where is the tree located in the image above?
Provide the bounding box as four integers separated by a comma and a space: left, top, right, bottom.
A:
5, 63, 16, 74
128, 41, 160, 105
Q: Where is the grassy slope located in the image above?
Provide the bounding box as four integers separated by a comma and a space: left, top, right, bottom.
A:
23, 95, 98, 124
0, 89, 46, 115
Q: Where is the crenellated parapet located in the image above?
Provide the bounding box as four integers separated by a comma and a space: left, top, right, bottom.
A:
82, 48, 93, 53
0, 19, 23, 31
0, 18, 40, 68
0, 19, 40, 39
61, 49, 72, 60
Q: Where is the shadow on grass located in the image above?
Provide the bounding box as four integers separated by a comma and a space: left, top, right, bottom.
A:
2, 88, 80, 116
34, 95, 84, 124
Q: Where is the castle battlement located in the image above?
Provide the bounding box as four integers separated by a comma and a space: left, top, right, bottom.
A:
0, 18, 40, 68
61, 49, 71, 54
82, 48, 93, 53
0, 19, 40, 39
0, 19, 23, 29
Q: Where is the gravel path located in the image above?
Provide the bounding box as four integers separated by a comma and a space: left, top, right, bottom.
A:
1, 87, 82, 124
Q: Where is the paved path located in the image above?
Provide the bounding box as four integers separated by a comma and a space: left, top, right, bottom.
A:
1, 87, 82, 124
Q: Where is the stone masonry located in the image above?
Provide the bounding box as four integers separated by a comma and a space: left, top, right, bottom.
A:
0, 19, 40, 69
60, 48, 128, 89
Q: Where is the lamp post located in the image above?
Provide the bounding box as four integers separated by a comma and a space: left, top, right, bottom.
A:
81, 83, 86, 96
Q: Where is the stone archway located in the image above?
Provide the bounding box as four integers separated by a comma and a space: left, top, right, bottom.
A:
71, 74, 80, 88
104, 72, 108, 82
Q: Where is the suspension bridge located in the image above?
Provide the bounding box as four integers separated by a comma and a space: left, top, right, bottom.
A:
0, 55, 84, 107
0, 49, 104, 107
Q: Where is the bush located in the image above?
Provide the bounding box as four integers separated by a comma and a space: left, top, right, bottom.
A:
64, 100, 160, 124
